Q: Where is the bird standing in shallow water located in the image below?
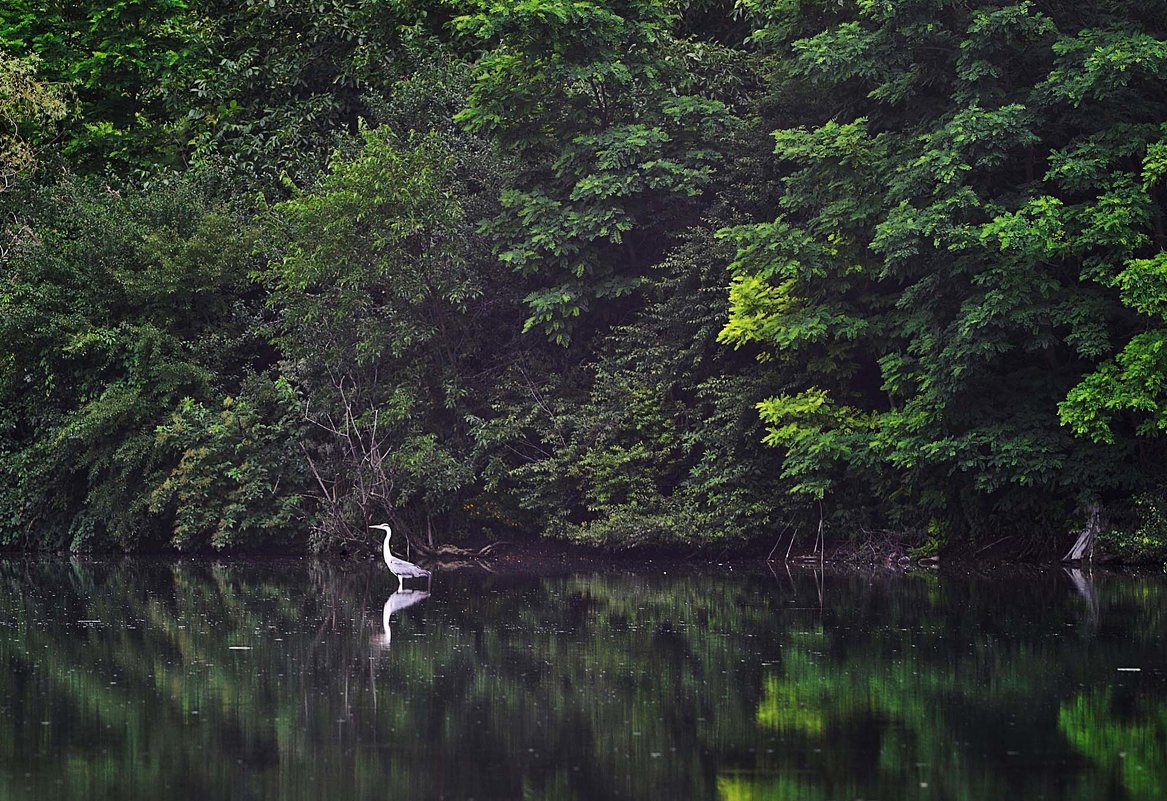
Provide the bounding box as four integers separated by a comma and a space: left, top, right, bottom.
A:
369, 524, 431, 588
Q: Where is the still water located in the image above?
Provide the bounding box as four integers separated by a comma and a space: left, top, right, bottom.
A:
1, 558, 1164, 800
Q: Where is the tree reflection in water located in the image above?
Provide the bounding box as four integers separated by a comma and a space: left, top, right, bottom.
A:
0, 559, 1163, 800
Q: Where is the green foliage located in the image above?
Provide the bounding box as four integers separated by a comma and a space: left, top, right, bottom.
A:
0, 0, 211, 173
754, 389, 873, 501
0, 176, 267, 548
473, 230, 792, 547
907, 519, 949, 559
152, 376, 305, 550
1, 1, 455, 182
182, 0, 453, 188
261, 126, 506, 550
1098, 489, 1167, 563
722, 0, 1167, 536
0, 54, 69, 186
455, 0, 742, 343
7, 1, 1167, 554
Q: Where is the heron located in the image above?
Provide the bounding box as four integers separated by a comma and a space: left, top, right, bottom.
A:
370, 523, 431, 588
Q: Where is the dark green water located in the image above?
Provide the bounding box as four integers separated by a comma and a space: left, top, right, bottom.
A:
1, 559, 1164, 801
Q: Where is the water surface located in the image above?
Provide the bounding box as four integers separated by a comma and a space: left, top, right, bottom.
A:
1, 558, 1164, 800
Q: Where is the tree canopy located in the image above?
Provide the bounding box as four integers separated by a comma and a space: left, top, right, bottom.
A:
2, 0, 1166, 560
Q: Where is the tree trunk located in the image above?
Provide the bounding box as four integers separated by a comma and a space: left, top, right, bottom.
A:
1063, 503, 1101, 562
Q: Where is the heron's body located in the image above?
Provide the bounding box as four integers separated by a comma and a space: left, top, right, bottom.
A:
370, 524, 431, 587
385, 551, 430, 579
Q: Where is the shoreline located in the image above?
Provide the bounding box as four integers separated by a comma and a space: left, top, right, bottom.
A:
2, 534, 1163, 570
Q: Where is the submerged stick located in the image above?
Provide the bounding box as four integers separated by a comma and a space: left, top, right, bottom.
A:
766, 517, 795, 562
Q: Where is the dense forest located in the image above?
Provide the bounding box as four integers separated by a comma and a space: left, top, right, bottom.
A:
2, 0, 1166, 559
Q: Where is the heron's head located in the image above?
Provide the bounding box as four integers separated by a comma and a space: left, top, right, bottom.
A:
369, 523, 392, 538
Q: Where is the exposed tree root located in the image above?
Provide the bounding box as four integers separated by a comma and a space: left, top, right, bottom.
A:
413, 540, 511, 561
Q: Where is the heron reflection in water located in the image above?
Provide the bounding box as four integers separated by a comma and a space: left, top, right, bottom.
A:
374, 587, 431, 651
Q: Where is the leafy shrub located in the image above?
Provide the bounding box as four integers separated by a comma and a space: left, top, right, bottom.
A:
151, 376, 306, 551
1101, 492, 1167, 563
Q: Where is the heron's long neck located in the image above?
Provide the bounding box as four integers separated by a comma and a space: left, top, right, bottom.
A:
382, 530, 392, 562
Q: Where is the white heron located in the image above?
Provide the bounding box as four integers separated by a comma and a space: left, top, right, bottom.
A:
369, 523, 431, 588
